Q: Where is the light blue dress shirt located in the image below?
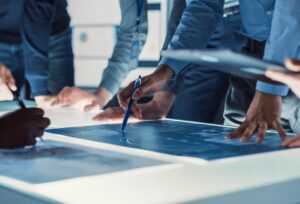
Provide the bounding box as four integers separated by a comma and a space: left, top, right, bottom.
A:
256, 0, 300, 96
159, 0, 292, 96
99, 0, 148, 96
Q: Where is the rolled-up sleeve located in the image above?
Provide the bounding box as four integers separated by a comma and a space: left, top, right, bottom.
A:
159, 0, 224, 75
22, 0, 55, 97
99, 0, 148, 96
256, 0, 300, 96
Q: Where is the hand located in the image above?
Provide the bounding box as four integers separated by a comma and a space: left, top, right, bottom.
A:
51, 86, 112, 111
0, 63, 17, 101
92, 106, 125, 122
282, 134, 300, 148
93, 91, 176, 121
35, 95, 57, 108
0, 108, 50, 149
266, 59, 300, 98
118, 65, 174, 110
226, 91, 287, 144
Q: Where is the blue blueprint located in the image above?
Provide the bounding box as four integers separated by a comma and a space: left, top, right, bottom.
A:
47, 120, 292, 161
0, 140, 165, 184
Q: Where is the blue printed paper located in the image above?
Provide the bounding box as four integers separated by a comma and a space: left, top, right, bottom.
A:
47, 120, 292, 161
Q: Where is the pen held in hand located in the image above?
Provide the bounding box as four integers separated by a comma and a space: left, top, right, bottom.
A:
6, 83, 45, 142
6, 83, 26, 109
121, 75, 142, 131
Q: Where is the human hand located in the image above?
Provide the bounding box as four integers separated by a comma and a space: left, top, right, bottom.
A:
226, 91, 287, 144
93, 91, 176, 121
282, 134, 300, 148
0, 63, 17, 101
35, 95, 57, 108
118, 65, 174, 111
0, 108, 50, 149
266, 59, 300, 98
50, 87, 112, 111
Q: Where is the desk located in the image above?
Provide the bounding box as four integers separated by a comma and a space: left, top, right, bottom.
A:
1, 104, 300, 204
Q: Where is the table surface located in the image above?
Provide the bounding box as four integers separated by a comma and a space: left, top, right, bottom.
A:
1, 102, 300, 204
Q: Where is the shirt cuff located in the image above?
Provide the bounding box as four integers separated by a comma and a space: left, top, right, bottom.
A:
256, 81, 289, 96
159, 57, 189, 75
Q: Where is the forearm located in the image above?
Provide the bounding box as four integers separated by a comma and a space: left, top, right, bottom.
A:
161, 0, 187, 95
99, 0, 148, 96
159, 0, 224, 75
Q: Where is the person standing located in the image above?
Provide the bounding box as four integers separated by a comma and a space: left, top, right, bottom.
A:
0, 0, 74, 100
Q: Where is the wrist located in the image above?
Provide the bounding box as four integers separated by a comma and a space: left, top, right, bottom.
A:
155, 64, 175, 79
153, 91, 176, 113
95, 87, 113, 107
255, 91, 282, 99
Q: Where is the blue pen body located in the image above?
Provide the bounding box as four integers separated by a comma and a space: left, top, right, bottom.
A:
121, 75, 142, 131
121, 99, 134, 130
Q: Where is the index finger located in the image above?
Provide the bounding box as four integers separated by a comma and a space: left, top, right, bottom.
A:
225, 123, 247, 140
118, 81, 135, 109
272, 121, 287, 142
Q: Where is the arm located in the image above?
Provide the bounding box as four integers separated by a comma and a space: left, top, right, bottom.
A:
266, 59, 300, 98
99, 0, 148, 96
93, 0, 186, 121
159, 0, 224, 75
118, 0, 225, 109
162, 0, 187, 95
50, 0, 148, 111
22, 0, 55, 98
227, 0, 300, 144
255, 0, 299, 97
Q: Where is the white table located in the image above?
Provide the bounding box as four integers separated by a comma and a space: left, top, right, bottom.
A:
1, 108, 300, 204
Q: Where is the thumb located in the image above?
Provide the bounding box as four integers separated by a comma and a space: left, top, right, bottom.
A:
285, 58, 300, 72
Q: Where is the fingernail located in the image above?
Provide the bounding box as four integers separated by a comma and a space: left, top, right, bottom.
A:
240, 138, 246, 142
11, 85, 17, 91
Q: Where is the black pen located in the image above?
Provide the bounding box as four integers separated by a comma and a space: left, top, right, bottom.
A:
6, 83, 44, 142
6, 83, 25, 109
